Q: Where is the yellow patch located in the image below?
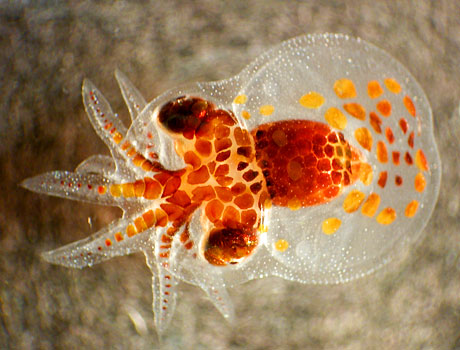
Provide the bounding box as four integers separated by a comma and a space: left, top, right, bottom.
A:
322, 217, 342, 235
299, 92, 325, 108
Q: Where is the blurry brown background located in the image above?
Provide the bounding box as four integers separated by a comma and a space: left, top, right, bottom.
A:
1, 1, 459, 349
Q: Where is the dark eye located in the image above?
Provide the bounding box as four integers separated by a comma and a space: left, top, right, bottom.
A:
204, 226, 258, 266
158, 96, 213, 137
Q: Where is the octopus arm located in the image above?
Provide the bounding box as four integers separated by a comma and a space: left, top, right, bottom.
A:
115, 69, 147, 122
20, 170, 136, 207
124, 102, 185, 171
144, 244, 178, 335
41, 217, 151, 269
75, 155, 115, 175
82, 80, 142, 178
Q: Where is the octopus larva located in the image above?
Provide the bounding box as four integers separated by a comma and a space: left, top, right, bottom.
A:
22, 33, 441, 333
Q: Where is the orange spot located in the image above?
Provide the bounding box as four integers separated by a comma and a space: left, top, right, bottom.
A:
299, 92, 325, 109
222, 205, 240, 226
287, 197, 301, 211
113, 132, 123, 144
415, 149, 429, 171
405, 152, 413, 165
354, 127, 373, 151
126, 224, 137, 237
343, 103, 366, 120
399, 118, 408, 134
155, 209, 168, 227
191, 186, 215, 202
184, 151, 201, 169
369, 112, 382, 133
216, 150, 231, 162
110, 184, 122, 197
234, 127, 251, 146
404, 96, 416, 117
98, 186, 107, 195
343, 190, 365, 213
242, 110, 251, 119
376, 141, 388, 163
215, 187, 233, 202
214, 164, 230, 177
160, 203, 183, 222
205, 199, 224, 222
195, 139, 212, 157
134, 217, 148, 233
167, 190, 191, 208
134, 180, 146, 197
333, 79, 357, 99
105, 239, 112, 247
231, 183, 246, 196
214, 138, 232, 153
241, 209, 257, 227
415, 173, 426, 192
275, 239, 289, 252
187, 166, 210, 185
272, 129, 288, 147
207, 161, 216, 174
385, 127, 395, 144
367, 80, 383, 99
384, 78, 401, 94
322, 217, 341, 235
144, 178, 162, 199
408, 132, 415, 149
376, 100, 391, 117
233, 94, 247, 104
215, 125, 230, 139
324, 107, 347, 130
359, 163, 373, 186
234, 193, 254, 209
142, 210, 156, 228
114, 232, 123, 242
132, 154, 146, 167
121, 183, 135, 197
162, 176, 181, 197
361, 193, 381, 217
405, 200, 419, 218
216, 176, 233, 187
376, 208, 396, 225
288, 159, 303, 181
377, 171, 388, 188
259, 105, 275, 115
392, 151, 400, 165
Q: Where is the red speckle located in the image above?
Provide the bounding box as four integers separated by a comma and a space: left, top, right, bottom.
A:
378, 171, 388, 188
408, 132, 415, 148
399, 118, 408, 134
385, 128, 395, 144
395, 175, 403, 186
87, 184, 93, 190
405, 152, 413, 165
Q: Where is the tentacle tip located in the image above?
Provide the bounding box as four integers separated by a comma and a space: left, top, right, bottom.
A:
40, 250, 57, 265
19, 175, 42, 193
82, 78, 96, 93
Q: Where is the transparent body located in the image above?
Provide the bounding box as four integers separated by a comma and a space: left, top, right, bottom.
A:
22, 33, 441, 333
